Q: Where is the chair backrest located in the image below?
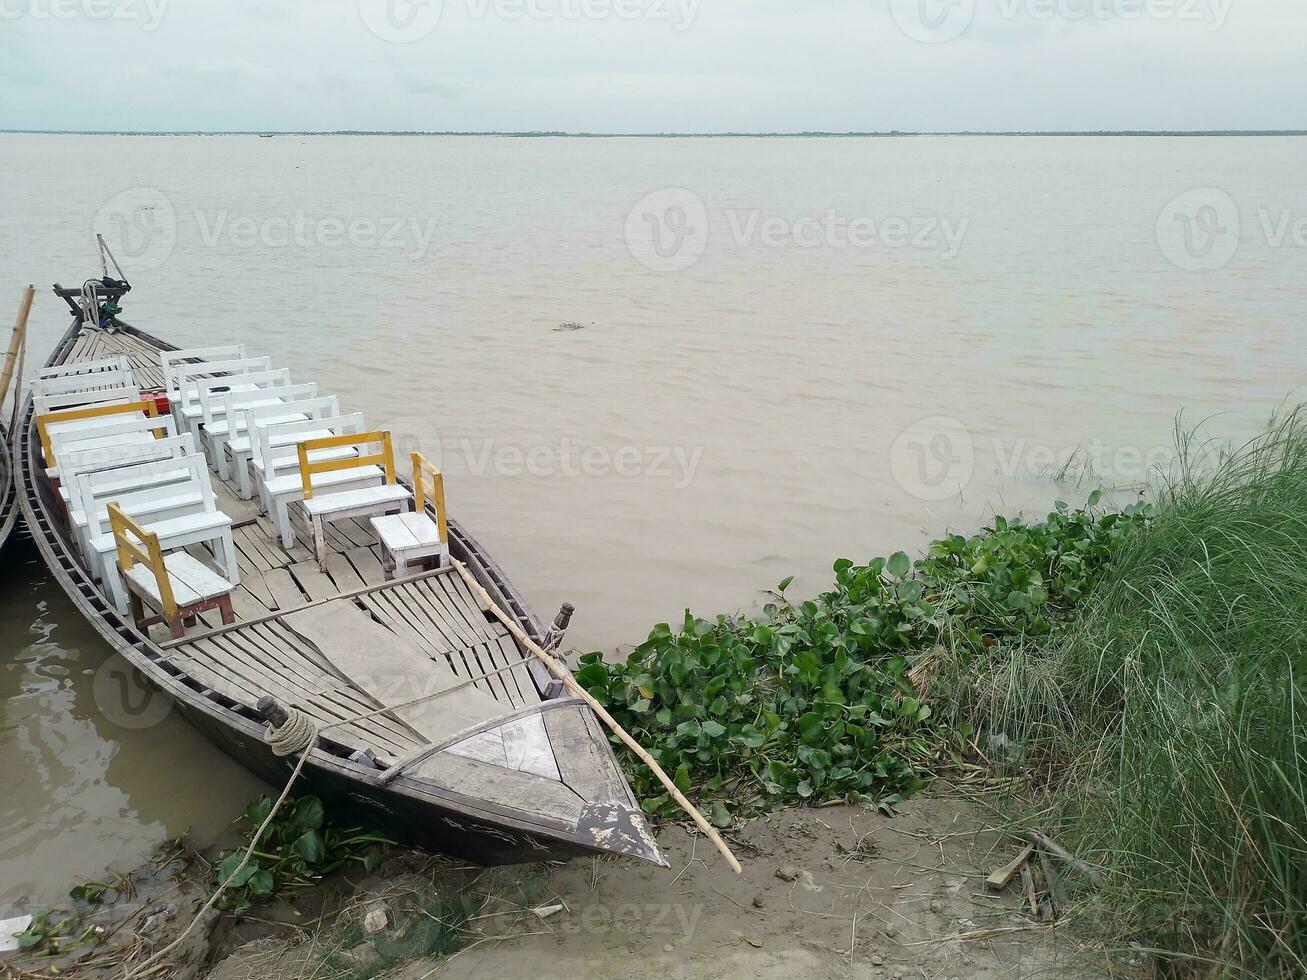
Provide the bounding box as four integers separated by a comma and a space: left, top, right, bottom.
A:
38, 355, 131, 380
76, 454, 214, 535
246, 396, 343, 469
47, 413, 175, 470
257, 411, 363, 485
161, 345, 246, 393
37, 399, 161, 466
223, 382, 318, 440
60, 433, 196, 489
108, 502, 180, 618
197, 368, 293, 427
298, 430, 395, 501
174, 357, 274, 414
411, 452, 448, 546
34, 382, 141, 417
32, 367, 134, 401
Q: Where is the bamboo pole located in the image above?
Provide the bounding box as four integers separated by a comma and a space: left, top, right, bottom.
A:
451, 558, 743, 874
0, 286, 35, 412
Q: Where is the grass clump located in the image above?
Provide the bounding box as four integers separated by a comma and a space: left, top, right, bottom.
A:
577, 496, 1150, 822
949, 416, 1307, 976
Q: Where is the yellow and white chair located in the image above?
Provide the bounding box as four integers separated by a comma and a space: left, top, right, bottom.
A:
371, 452, 449, 580
295, 430, 412, 570
109, 503, 236, 640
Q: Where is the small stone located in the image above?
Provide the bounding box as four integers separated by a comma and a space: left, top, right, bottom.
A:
929, 899, 944, 913
362, 904, 389, 935
775, 864, 800, 882
870, 953, 884, 966
752, 895, 765, 909
663, 943, 673, 953
884, 923, 898, 938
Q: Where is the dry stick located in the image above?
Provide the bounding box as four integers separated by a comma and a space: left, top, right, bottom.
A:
0, 285, 35, 411
450, 558, 743, 875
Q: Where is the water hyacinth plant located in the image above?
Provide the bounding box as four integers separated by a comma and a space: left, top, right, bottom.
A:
577, 495, 1153, 822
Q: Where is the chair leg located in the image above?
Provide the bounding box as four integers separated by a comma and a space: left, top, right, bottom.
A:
313, 517, 328, 572
166, 614, 186, 640
128, 592, 147, 631
275, 498, 295, 548
217, 594, 236, 626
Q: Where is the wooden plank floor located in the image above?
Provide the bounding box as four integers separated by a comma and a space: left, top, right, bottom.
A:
72, 328, 538, 756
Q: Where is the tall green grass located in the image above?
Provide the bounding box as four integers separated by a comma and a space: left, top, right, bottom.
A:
953, 414, 1307, 976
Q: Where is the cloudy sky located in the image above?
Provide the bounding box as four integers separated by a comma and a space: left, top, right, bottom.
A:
1, 0, 1303, 132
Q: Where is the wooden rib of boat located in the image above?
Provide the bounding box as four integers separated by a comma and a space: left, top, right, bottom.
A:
17, 289, 665, 869
0, 421, 17, 551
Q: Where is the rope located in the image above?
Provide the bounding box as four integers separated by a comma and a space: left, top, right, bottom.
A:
265, 708, 315, 756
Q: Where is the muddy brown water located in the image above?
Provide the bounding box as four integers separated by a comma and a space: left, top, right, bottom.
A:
2, 133, 1305, 910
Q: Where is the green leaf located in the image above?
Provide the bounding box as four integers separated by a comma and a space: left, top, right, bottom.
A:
777, 575, 794, 593
218, 855, 258, 888
290, 796, 325, 832
248, 870, 276, 896
887, 551, 911, 579
710, 802, 732, 828
292, 830, 327, 866
701, 720, 727, 738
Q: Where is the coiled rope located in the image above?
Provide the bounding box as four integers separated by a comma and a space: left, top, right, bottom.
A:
265, 707, 316, 756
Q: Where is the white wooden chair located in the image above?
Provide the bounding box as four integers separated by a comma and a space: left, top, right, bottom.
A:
34, 381, 140, 418
57, 432, 197, 509
37, 355, 131, 380
222, 383, 321, 498
253, 412, 383, 547
195, 367, 293, 477
31, 366, 135, 405
231, 392, 338, 501
80, 455, 238, 615
372, 452, 449, 580
36, 400, 166, 475
160, 345, 246, 400
171, 356, 274, 441
109, 503, 236, 640
296, 430, 412, 570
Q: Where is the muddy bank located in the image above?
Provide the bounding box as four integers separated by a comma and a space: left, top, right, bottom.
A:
205, 788, 1118, 980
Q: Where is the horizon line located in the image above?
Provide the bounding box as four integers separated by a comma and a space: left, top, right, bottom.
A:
3, 128, 1307, 138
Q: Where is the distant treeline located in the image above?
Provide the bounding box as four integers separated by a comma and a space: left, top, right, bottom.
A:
4, 129, 1307, 138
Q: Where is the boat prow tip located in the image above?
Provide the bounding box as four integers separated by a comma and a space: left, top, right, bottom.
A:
578, 802, 668, 868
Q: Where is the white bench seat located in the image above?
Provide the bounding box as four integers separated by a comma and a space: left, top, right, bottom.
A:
124, 552, 235, 607
302, 483, 412, 518
90, 509, 233, 559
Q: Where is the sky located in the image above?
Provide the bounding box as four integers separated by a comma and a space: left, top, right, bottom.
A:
0, 0, 1304, 133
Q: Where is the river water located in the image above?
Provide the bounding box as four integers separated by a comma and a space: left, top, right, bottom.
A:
2, 133, 1305, 907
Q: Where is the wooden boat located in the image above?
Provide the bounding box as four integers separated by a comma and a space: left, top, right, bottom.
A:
16, 283, 665, 868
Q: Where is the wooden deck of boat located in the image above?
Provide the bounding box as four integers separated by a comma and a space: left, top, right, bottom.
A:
63, 327, 542, 766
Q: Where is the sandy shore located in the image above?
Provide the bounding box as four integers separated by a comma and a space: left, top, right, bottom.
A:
205, 789, 1113, 980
